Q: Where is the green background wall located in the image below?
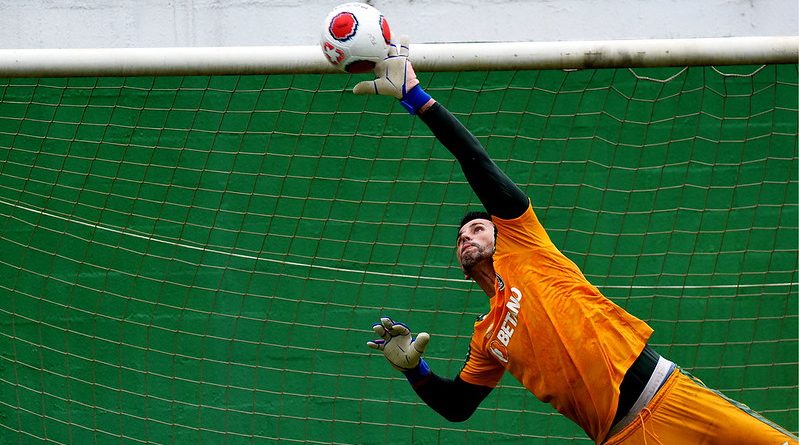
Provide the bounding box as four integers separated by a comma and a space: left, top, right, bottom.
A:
1, 65, 797, 443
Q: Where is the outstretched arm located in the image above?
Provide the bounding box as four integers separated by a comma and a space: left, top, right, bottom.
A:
367, 317, 492, 422
418, 102, 528, 219
353, 37, 528, 219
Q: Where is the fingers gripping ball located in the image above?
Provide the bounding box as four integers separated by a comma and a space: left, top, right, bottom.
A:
367, 317, 430, 371
352, 36, 432, 114
352, 36, 417, 99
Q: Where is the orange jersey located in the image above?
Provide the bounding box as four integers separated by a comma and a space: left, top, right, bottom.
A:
458, 203, 654, 443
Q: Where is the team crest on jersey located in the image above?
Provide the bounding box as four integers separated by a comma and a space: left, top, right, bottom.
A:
329, 12, 358, 41
496, 273, 505, 291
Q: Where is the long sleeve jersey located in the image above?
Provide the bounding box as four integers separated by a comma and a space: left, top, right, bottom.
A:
416, 102, 653, 443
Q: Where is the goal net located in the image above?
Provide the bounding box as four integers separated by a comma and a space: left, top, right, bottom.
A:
0, 42, 797, 443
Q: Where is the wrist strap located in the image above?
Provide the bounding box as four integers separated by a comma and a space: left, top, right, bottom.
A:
402, 359, 431, 385
400, 85, 432, 115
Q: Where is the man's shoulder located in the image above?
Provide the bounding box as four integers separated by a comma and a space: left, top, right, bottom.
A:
491, 202, 535, 226
493, 203, 555, 253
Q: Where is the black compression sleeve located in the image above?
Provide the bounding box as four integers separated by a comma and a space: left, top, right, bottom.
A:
411, 373, 492, 422
419, 102, 529, 219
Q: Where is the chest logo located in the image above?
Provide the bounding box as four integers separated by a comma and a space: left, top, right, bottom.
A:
489, 340, 509, 363
489, 287, 522, 364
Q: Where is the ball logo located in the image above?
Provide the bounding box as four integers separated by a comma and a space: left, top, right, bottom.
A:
379, 16, 391, 44
322, 42, 345, 65
329, 12, 358, 41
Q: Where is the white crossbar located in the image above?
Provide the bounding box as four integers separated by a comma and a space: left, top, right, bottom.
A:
0, 36, 796, 77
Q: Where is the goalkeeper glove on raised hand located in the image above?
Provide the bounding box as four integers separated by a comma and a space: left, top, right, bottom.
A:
352, 36, 433, 115
367, 317, 431, 382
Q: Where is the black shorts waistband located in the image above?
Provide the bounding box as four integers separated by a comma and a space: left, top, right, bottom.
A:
612, 345, 660, 427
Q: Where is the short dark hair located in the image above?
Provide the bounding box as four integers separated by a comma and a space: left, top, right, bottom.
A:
457, 211, 496, 241
459, 211, 492, 229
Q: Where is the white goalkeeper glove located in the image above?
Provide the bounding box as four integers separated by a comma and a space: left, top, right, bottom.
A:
352, 36, 434, 115
367, 317, 430, 372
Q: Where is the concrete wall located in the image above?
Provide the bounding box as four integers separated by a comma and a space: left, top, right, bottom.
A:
0, 0, 796, 49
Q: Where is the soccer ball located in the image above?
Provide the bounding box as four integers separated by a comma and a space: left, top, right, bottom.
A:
320, 3, 391, 73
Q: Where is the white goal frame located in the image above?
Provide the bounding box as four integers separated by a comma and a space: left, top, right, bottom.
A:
0, 36, 796, 78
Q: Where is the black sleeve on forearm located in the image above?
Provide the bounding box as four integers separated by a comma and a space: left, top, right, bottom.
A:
419, 102, 529, 219
410, 372, 493, 422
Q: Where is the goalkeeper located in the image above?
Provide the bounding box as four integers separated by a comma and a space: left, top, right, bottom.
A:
356, 37, 798, 445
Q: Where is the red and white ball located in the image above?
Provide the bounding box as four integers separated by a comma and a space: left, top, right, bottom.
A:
320, 3, 391, 73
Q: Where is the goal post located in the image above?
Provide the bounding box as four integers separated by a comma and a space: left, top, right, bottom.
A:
0, 36, 797, 77
0, 37, 797, 444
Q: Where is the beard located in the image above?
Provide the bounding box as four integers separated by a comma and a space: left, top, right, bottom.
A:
459, 243, 494, 274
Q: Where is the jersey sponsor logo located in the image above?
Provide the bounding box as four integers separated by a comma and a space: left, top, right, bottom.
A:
490, 287, 523, 363
496, 288, 522, 346
489, 340, 509, 363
